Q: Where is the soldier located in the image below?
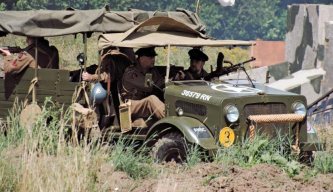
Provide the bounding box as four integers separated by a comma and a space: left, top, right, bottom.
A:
0, 47, 37, 74
121, 47, 165, 120
174, 48, 232, 81
82, 47, 133, 128
82, 47, 133, 83
0, 36, 59, 70
175, 48, 209, 80
25, 37, 59, 69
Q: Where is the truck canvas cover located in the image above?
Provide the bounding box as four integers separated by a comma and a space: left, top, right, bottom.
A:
0, 7, 205, 37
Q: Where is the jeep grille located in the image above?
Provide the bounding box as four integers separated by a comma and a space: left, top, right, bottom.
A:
244, 103, 287, 116
244, 103, 290, 137
175, 100, 207, 116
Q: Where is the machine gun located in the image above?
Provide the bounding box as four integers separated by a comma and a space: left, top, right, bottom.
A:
0, 46, 23, 53
225, 57, 256, 88
223, 57, 256, 74
205, 56, 256, 81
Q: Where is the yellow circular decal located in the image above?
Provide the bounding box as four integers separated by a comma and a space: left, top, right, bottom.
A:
219, 127, 235, 147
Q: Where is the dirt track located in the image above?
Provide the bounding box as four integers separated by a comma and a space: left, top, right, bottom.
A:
98, 163, 333, 192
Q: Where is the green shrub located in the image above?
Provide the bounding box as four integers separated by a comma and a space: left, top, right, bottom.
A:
110, 140, 153, 179
214, 133, 302, 177
186, 145, 203, 168
314, 152, 333, 174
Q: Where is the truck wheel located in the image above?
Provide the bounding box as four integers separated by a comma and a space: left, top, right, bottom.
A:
299, 151, 314, 165
152, 133, 187, 163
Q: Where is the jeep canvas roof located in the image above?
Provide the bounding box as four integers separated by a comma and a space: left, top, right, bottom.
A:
98, 17, 254, 50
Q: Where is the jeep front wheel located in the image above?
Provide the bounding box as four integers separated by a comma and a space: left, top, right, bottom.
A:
152, 133, 187, 163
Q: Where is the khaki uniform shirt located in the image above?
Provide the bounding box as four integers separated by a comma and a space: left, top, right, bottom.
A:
3, 52, 37, 74
121, 64, 164, 101
183, 68, 208, 80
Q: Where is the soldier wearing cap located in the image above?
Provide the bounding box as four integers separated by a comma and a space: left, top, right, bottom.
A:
121, 47, 165, 120
175, 48, 209, 80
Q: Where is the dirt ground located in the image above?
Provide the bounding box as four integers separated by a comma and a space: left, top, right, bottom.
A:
98, 163, 333, 192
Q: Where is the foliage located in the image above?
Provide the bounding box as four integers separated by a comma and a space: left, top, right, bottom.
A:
214, 134, 302, 177
198, 0, 284, 40
0, 3, 6, 11
313, 152, 333, 174
110, 139, 153, 179
186, 145, 203, 168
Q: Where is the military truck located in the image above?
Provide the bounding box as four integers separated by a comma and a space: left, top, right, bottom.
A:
97, 16, 322, 162
0, 8, 204, 124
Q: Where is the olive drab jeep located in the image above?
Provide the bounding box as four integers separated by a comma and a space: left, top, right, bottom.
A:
0, 8, 322, 163
97, 16, 323, 162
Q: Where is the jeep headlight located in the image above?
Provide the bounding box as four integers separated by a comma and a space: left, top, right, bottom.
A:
292, 102, 306, 115
225, 105, 239, 123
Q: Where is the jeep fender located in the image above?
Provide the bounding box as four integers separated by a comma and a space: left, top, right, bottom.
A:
146, 116, 218, 150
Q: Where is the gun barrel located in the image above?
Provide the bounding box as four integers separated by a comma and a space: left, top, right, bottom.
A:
226, 57, 256, 73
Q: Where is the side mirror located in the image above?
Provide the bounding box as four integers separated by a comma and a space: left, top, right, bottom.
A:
144, 73, 153, 87
76, 52, 85, 66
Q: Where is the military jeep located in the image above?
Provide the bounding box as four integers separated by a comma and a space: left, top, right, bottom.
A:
0, 8, 321, 162
97, 17, 322, 162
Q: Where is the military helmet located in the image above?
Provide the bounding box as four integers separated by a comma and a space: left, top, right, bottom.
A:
90, 82, 107, 104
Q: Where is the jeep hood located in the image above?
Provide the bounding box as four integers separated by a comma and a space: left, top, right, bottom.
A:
169, 81, 300, 104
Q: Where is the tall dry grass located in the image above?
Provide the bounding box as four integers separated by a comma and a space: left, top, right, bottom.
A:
0, 99, 154, 191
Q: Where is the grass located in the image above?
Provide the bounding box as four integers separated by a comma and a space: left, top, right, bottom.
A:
214, 133, 303, 177
0, 99, 333, 190
0, 158, 17, 192
314, 152, 333, 174
185, 144, 203, 168
110, 140, 153, 179
0, 99, 156, 191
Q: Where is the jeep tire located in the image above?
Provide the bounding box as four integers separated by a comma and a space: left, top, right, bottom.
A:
152, 132, 187, 163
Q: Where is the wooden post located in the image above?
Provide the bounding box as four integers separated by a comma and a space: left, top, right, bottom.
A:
165, 44, 171, 84
33, 38, 38, 104
83, 33, 87, 72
